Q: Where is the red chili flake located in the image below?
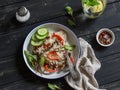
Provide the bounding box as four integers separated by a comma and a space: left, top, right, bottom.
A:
99, 31, 112, 45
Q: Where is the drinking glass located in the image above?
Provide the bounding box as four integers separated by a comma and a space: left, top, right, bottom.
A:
81, 0, 106, 19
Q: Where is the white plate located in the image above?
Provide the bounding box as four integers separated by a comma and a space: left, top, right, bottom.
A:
23, 23, 80, 79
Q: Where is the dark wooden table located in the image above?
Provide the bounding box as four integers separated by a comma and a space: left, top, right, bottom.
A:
0, 0, 120, 90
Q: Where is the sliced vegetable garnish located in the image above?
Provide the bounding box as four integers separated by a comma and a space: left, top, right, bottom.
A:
52, 33, 64, 45
37, 28, 48, 36
64, 44, 75, 51
40, 56, 45, 66
24, 50, 37, 67
36, 33, 48, 40
31, 40, 43, 46
31, 34, 38, 41
45, 65, 57, 73
47, 51, 59, 60
24, 50, 37, 61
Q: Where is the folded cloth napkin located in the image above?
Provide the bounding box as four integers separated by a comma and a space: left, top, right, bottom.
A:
65, 38, 105, 90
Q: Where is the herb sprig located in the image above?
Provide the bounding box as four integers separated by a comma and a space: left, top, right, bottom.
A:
82, 0, 100, 6
65, 5, 76, 27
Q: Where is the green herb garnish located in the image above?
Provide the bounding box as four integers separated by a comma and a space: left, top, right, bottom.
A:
65, 6, 73, 16
67, 19, 76, 27
82, 0, 100, 6
48, 83, 61, 90
39, 56, 45, 66
24, 50, 37, 67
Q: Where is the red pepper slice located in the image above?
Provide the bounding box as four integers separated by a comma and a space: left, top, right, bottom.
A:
52, 33, 64, 45
47, 51, 59, 60
45, 65, 57, 73
34, 46, 39, 51
70, 56, 74, 63
43, 43, 51, 49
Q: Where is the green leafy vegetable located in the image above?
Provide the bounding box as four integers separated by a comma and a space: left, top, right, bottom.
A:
64, 44, 76, 51
82, 0, 100, 6
24, 50, 37, 60
67, 19, 76, 27
39, 56, 45, 66
24, 50, 37, 67
48, 83, 60, 90
65, 6, 73, 16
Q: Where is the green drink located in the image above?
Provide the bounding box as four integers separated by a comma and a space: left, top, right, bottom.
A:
82, 0, 106, 19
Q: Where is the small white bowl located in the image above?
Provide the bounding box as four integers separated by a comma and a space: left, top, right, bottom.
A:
96, 28, 115, 47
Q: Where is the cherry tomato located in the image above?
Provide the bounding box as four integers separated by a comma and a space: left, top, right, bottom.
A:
47, 51, 59, 60
45, 65, 57, 73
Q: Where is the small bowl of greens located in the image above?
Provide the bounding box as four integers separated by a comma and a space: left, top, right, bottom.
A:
23, 23, 80, 79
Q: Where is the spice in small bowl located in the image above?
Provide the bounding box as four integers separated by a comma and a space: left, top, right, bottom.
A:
96, 28, 115, 47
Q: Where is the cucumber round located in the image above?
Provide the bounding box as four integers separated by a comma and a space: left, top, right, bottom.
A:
64, 45, 75, 51
31, 34, 38, 41
37, 28, 48, 36
31, 40, 43, 46
36, 33, 48, 40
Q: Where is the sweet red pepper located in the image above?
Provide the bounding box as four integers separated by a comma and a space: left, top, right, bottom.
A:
47, 51, 59, 60
45, 65, 57, 73
43, 43, 51, 49
34, 46, 39, 51
70, 56, 74, 63
52, 33, 64, 45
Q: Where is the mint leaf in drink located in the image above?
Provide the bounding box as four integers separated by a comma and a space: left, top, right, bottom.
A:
83, 0, 100, 6
65, 6, 73, 16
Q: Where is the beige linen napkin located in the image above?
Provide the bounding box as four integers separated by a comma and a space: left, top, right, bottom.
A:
65, 38, 105, 90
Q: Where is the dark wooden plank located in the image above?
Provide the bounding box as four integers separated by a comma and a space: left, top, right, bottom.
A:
108, 0, 120, 3
0, 0, 120, 89
0, 0, 25, 7
100, 80, 120, 90
0, 26, 120, 88
0, 0, 81, 33
0, 0, 118, 7
0, 0, 120, 34
0, 16, 120, 59
0, 0, 119, 37
0, 54, 68, 89
96, 53, 120, 85
0, 49, 120, 89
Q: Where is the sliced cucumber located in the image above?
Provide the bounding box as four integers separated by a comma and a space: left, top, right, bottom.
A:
64, 45, 75, 51
37, 28, 48, 36
31, 40, 43, 46
36, 33, 48, 40
31, 34, 38, 41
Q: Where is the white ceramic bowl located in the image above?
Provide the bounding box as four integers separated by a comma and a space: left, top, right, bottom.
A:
96, 28, 115, 47
23, 23, 80, 79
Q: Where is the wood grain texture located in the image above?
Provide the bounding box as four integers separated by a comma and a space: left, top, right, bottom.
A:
0, 0, 25, 7
0, 0, 120, 89
0, 0, 81, 33
0, 0, 119, 34
100, 80, 120, 90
